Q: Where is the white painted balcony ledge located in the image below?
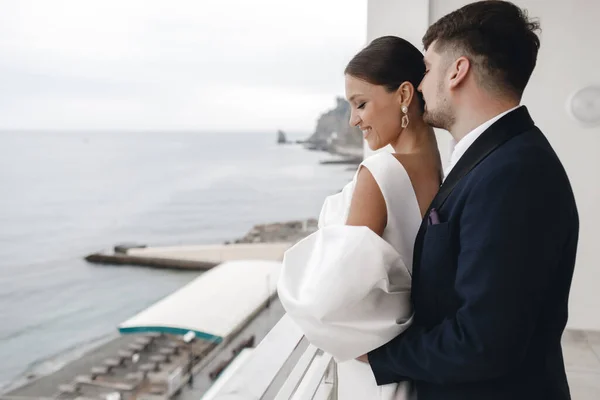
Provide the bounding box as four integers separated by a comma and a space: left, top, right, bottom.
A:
206, 315, 336, 400
207, 315, 600, 400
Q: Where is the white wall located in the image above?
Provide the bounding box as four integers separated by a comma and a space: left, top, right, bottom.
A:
369, 0, 600, 331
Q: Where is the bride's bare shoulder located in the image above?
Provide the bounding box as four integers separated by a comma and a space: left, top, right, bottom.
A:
346, 164, 386, 237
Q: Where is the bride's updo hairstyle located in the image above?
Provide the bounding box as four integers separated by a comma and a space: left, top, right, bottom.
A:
344, 36, 426, 113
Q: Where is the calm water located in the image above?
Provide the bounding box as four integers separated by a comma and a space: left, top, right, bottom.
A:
0, 130, 354, 389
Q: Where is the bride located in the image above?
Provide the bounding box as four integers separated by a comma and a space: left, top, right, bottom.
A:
277, 36, 442, 399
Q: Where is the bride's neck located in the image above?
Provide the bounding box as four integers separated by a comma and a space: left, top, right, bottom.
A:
392, 120, 437, 155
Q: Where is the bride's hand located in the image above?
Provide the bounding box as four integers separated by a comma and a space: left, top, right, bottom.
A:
356, 354, 369, 363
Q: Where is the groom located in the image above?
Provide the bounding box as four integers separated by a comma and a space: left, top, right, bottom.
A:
361, 2, 579, 399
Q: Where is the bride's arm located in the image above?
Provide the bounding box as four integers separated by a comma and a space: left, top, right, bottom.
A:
341, 165, 393, 363
345, 166, 387, 237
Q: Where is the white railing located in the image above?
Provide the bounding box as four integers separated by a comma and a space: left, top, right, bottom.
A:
208, 315, 337, 400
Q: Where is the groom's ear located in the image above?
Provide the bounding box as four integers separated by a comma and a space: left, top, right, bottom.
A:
448, 57, 470, 90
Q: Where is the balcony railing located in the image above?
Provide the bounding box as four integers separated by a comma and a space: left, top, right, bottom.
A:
208, 315, 337, 400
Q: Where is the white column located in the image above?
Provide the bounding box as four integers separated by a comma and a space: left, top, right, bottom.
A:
366, 0, 430, 50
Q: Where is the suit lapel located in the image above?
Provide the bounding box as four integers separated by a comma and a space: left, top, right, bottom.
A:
412, 106, 536, 281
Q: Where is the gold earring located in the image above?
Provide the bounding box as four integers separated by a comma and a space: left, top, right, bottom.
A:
401, 105, 409, 128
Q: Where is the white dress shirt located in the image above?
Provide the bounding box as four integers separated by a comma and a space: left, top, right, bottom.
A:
443, 105, 522, 181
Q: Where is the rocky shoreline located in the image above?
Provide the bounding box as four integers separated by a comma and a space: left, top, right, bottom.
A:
227, 218, 319, 245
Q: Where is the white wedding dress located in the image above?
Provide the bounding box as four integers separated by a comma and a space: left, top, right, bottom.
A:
277, 151, 422, 399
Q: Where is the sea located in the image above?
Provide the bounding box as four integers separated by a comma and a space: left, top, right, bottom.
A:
0, 130, 355, 390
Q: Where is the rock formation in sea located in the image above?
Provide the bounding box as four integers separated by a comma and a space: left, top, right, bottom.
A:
276, 129, 288, 144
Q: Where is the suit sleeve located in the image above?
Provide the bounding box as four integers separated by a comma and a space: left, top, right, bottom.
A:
367, 162, 572, 385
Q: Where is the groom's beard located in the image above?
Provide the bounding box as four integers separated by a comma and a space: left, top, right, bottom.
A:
423, 101, 455, 131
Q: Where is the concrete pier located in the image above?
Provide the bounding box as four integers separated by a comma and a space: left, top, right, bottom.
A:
85, 243, 291, 271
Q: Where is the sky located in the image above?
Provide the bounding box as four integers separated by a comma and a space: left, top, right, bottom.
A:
0, 0, 367, 132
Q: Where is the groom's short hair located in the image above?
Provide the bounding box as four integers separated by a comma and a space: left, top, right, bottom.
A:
423, 0, 540, 99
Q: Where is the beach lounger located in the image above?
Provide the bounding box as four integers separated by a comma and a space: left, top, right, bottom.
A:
138, 363, 158, 378
118, 349, 135, 358
127, 343, 145, 352
90, 366, 110, 379
134, 336, 152, 349
74, 375, 137, 392
149, 354, 167, 364
158, 347, 175, 358
58, 383, 80, 394
103, 358, 121, 369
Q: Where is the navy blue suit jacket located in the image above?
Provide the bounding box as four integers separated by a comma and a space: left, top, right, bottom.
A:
368, 107, 579, 400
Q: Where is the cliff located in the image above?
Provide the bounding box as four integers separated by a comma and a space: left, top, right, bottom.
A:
305, 97, 363, 151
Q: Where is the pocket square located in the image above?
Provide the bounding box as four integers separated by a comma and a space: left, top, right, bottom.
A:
428, 208, 440, 225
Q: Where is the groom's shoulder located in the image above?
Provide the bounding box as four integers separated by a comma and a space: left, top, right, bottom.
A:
458, 127, 573, 200
477, 126, 563, 179
493, 125, 554, 159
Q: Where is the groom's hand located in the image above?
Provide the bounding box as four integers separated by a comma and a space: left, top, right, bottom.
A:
356, 354, 369, 363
